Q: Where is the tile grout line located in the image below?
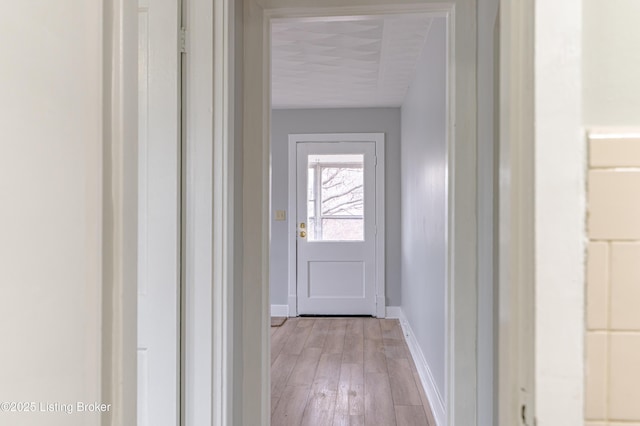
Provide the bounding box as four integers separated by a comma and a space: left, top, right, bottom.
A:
606, 240, 611, 423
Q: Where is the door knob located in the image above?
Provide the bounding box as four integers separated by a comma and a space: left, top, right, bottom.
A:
300, 231, 306, 238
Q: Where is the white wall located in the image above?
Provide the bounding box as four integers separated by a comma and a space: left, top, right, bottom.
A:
0, 2, 103, 426
269, 108, 402, 307
400, 17, 447, 399
583, 0, 640, 127
535, 0, 584, 424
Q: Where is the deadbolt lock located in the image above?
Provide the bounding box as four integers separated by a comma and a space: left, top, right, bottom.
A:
300, 222, 306, 229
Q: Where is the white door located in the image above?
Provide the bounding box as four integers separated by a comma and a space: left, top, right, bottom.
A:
137, 0, 180, 424
296, 141, 377, 315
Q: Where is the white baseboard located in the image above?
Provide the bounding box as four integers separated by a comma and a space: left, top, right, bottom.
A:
385, 306, 402, 318
395, 308, 446, 426
270, 305, 289, 317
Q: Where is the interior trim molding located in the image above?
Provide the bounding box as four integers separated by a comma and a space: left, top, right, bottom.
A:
385, 306, 402, 319
103, 0, 139, 423
396, 308, 446, 426
270, 305, 290, 317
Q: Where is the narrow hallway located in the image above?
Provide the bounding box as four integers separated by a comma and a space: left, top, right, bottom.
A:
271, 317, 436, 426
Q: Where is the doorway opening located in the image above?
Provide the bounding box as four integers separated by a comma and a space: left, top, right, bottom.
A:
105, 0, 530, 424
286, 133, 385, 317
267, 10, 451, 425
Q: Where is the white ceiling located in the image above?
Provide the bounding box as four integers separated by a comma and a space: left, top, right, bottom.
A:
271, 15, 434, 109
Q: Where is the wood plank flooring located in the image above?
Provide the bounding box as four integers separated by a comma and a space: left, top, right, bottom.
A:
270, 317, 436, 426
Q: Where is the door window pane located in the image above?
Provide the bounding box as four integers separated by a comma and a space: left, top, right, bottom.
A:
321, 218, 364, 241
307, 154, 364, 241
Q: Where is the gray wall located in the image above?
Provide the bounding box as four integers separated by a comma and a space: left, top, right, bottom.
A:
477, 1, 499, 425
400, 18, 447, 398
233, 0, 244, 421
270, 108, 402, 306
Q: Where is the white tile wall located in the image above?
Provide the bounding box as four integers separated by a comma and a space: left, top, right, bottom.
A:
586, 132, 640, 424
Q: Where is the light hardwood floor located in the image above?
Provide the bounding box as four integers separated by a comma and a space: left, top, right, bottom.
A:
270, 317, 436, 426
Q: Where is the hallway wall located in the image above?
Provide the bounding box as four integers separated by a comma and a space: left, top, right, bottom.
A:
400, 17, 447, 400
269, 108, 402, 307
534, 0, 584, 423
0, 2, 103, 425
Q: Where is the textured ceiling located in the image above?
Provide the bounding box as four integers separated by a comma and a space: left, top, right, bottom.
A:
271, 16, 434, 109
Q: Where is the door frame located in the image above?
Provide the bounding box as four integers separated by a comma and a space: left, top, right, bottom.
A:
103, 0, 546, 424
102, 0, 235, 424
287, 133, 386, 318
104, 0, 495, 425
497, 1, 536, 425
136, 0, 182, 421
245, 1, 477, 424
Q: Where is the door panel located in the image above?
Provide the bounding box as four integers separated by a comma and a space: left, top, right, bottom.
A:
137, 0, 180, 424
296, 142, 376, 315
308, 261, 365, 297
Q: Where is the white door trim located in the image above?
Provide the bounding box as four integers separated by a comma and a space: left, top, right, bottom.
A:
498, 2, 536, 425
211, 0, 236, 423
104, 0, 235, 425
136, 0, 181, 420
244, 1, 477, 424
102, 0, 139, 423
182, 0, 237, 423
287, 133, 386, 318
181, 0, 237, 423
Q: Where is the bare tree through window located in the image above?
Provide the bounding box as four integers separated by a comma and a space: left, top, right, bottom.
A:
307, 154, 365, 241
